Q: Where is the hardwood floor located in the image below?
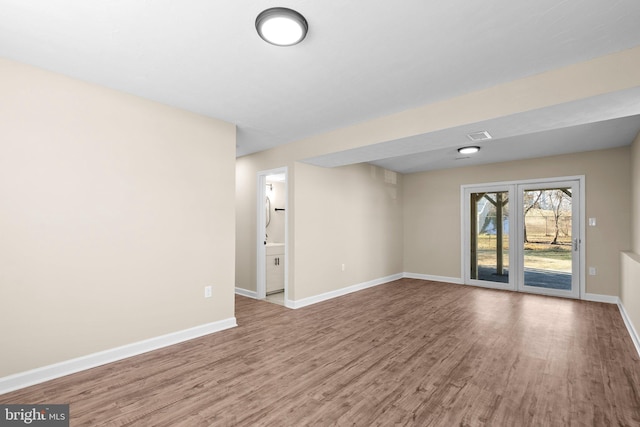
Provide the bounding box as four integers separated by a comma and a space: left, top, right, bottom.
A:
2, 279, 640, 426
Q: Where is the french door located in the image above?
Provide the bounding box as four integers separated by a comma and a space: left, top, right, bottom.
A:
463, 178, 582, 299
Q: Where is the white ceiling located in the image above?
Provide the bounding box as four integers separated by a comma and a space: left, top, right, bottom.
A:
304, 89, 640, 172
1, 1, 640, 172
370, 115, 640, 174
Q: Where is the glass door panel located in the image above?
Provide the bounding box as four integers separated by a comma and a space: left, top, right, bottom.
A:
519, 183, 579, 298
468, 190, 512, 289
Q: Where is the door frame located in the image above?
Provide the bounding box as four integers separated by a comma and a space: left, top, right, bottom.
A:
256, 167, 289, 301
461, 175, 585, 299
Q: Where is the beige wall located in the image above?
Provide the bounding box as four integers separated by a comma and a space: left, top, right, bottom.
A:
235, 157, 258, 293
0, 59, 236, 377
403, 147, 632, 296
633, 132, 640, 253
621, 132, 640, 337
235, 156, 403, 301
294, 163, 403, 300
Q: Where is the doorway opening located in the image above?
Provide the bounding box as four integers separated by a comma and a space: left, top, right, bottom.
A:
256, 167, 288, 306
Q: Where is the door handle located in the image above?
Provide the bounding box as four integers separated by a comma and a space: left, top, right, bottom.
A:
574, 238, 579, 251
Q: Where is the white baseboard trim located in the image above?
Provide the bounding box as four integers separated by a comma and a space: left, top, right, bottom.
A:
0, 317, 237, 396
288, 273, 404, 309
402, 272, 464, 285
235, 287, 258, 299
618, 301, 640, 358
403, 276, 623, 305
582, 293, 620, 304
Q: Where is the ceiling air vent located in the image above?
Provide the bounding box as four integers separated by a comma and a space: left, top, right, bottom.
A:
466, 131, 492, 142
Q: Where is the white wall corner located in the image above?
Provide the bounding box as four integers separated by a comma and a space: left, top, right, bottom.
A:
618, 301, 640, 358
288, 273, 404, 309
235, 287, 258, 299
402, 272, 464, 285
0, 317, 237, 396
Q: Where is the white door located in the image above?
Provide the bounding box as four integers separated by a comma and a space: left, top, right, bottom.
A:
516, 180, 580, 298
463, 178, 582, 298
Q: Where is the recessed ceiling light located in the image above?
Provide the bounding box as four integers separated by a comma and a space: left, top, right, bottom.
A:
458, 146, 480, 155
256, 7, 308, 46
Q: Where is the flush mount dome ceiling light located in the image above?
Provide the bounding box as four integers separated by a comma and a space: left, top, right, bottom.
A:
256, 7, 308, 46
458, 146, 480, 155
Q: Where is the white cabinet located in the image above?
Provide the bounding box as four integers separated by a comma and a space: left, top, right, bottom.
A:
266, 244, 284, 294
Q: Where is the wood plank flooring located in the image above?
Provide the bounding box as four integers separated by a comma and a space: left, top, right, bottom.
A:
2, 279, 640, 426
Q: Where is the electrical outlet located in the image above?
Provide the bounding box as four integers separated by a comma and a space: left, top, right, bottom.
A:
341, 264, 346, 271
588, 267, 597, 276
589, 217, 597, 227
204, 285, 212, 298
